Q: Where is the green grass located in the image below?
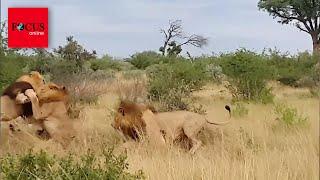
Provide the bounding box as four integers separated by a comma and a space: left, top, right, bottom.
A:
274, 103, 308, 127
0, 148, 145, 180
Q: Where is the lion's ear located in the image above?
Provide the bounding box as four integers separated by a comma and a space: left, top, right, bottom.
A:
118, 107, 125, 116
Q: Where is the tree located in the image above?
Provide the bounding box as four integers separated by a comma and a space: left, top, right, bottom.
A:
159, 20, 208, 56
0, 21, 8, 56
258, 0, 320, 54
0, 20, 22, 56
54, 36, 96, 67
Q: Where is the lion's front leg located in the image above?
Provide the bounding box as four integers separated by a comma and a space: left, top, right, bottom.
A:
25, 89, 49, 120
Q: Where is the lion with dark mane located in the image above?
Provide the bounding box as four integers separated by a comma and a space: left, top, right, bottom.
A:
113, 100, 231, 154
112, 100, 165, 146
1, 71, 45, 121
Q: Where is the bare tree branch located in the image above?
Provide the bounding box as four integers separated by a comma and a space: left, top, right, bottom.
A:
160, 20, 208, 56
178, 34, 208, 48
160, 20, 184, 55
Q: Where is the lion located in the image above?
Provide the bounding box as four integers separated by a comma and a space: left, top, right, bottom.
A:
112, 100, 165, 146
113, 101, 231, 154
1, 71, 45, 121
14, 71, 46, 104
16, 71, 45, 93
24, 82, 75, 147
150, 107, 231, 154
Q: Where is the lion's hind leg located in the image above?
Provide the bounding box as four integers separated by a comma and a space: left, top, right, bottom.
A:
43, 120, 75, 148
182, 123, 204, 154
173, 128, 192, 150
188, 137, 202, 154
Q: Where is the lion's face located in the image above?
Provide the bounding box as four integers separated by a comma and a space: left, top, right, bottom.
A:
29, 71, 45, 84
17, 71, 45, 89
113, 101, 148, 140
38, 83, 68, 103
114, 104, 144, 129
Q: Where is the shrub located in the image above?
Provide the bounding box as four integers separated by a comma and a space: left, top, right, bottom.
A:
219, 49, 273, 103
231, 101, 249, 118
0, 55, 34, 93
274, 103, 308, 127
90, 59, 112, 71
128, 51, 162, 69
265, 50, 318, 87
0, 149, 145, 180
277, 76, 299, 87
64, 71, 113, 104
205, 64, 225, 83
48, 60, 82, 76
147, 61, 207, 111
309, 88, 320, 98
90, 56, 134, 72
121, 70, 145, 80
47, 64, 114, 104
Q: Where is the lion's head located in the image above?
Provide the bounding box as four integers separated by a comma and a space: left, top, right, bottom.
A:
16, 71, 45, 91
113, 100, 156, 140
37, 83, 69, 104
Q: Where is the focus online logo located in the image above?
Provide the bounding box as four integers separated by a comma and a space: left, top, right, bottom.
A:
8, 8, 48, 48
16, 23, 24, 31
12, 22, 46, 35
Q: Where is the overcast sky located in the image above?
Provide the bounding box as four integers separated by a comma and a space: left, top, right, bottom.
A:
1, 0, 312, 58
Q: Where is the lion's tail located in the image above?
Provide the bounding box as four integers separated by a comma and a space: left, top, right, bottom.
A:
206, 105, 231, 125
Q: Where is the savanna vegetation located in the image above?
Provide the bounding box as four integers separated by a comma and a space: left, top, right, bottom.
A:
1, 36, 318, 179
0, 1, 319, 179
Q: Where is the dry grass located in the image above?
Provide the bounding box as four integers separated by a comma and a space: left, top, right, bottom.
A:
0, 79, 319, 180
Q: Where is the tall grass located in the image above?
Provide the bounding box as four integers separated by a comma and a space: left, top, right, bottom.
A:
1, 79, 318, 180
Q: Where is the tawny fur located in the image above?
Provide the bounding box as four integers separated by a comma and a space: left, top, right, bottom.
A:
150, 110, 231, 154
113, 100, 165, 146
37, 82, 69, 105
113, 100, 148, 140
16, 71, 45, 94
115, 101, 231, 154
24, 83, 75, 147
1, 71, 45, 121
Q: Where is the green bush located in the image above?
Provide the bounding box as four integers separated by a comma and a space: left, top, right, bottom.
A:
121, 70, 145, 80
205, 64, 225, 83
219, 49, 273, 103
0, 149, 145, 180
274, 103, 308, 127
277, 76, 299, 87
147, 61, 207, 111
90, 59, 112, 71
265, 50, 318, 87
231, 101, 249, 118
129, 51, 163, 69
0, 55, 34, 93
90, 56, 133, 72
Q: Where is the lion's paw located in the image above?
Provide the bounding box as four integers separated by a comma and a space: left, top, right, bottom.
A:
15, 93, 30, 104
25, 89, 37, 99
